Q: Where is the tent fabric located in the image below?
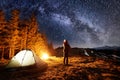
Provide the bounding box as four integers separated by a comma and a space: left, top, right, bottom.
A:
6, 50, 45, 68
84, 50, 89, 56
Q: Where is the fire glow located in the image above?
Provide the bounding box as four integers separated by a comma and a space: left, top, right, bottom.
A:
41, 53, 49, 60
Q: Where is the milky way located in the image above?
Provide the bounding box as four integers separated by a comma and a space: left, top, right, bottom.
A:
0, 0, 120, 48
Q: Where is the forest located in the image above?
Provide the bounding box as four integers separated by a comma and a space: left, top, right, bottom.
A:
0, 9, 50, 59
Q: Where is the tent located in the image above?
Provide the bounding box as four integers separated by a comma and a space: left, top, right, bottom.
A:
84, 50, 89, 56
6, 50, 47, 69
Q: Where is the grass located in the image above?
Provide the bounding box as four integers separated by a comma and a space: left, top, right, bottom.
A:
0, 56, 120, 80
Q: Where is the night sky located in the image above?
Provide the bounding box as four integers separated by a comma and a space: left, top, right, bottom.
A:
0, 0, 120, 48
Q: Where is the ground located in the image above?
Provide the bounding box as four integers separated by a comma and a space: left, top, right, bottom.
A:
38, 56, 120, 80
0, 56, 120, 80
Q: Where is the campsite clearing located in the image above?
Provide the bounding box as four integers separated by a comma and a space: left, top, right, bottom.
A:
0, 56, 120, 80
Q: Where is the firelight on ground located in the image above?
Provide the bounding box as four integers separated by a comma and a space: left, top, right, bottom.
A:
41, 53, 49, 60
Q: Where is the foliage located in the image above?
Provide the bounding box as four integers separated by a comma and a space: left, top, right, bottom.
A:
0, 9, 49, 58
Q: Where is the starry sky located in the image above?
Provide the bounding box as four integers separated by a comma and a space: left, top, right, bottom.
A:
0, 0, 120, 48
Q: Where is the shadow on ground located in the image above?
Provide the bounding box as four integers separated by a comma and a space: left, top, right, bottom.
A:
0, 63, 48, 80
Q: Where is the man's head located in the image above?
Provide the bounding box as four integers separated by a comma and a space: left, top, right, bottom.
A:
63, 39, 68, 43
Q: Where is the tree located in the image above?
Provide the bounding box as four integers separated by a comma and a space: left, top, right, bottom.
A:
0, 9, 50, 59
27, 14, 49, 56
0, 10, 8, 46
18, 13, 49, 56
0, 10, 9, 60
18, 19, 30, 50
8, 10, 20, 58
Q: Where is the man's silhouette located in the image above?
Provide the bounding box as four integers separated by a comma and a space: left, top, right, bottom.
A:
63, 39, 71, 65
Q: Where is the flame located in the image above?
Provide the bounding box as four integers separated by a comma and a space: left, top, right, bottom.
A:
41, 53, 49, 60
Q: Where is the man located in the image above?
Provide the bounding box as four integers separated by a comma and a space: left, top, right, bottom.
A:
63, 39, 71, 65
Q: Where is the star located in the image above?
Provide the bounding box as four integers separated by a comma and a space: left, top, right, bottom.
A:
1, 0, 120, 48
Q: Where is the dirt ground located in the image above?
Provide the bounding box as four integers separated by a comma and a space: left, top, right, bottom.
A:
0, 56, 120, 80
38, 56, 120, 80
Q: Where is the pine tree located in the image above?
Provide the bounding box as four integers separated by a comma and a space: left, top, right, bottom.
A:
0, 10, 8, 46
0, 9, 50, 59
27, 14, 49, 56
8, 10, 20, 58
18, 19, 30, 50
18, 13, 49, 56
0, 10, 9, 60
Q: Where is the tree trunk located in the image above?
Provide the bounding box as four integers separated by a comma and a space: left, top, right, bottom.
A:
1, 47, 4, 60
9, 46, 15, 58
